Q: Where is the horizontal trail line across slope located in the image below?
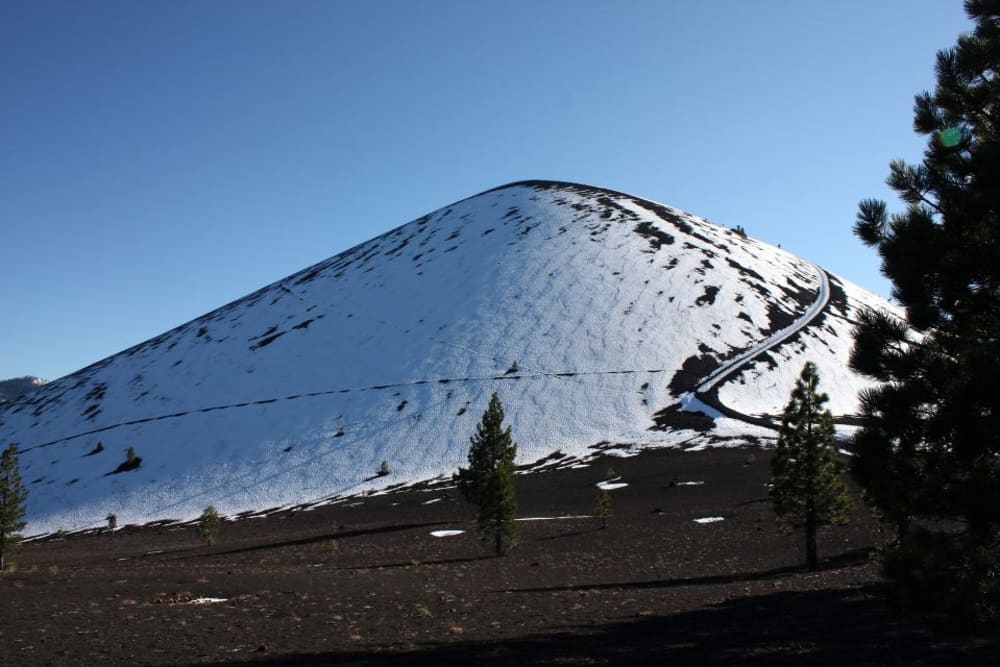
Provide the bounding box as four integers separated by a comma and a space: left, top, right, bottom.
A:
19, 368, 680, 453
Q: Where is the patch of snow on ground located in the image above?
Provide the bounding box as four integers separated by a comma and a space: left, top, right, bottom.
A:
429, 530, 465, 537
596, 480, 628, 490
674, 481, 704, 486
679, 392, 723, 418
189, 597, 228, 604
693, 517, 725, 524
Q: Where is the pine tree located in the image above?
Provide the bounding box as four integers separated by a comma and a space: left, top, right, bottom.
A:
595, 489, 612, 529
850, 310, 935, 542
850, 1, 1000, 623
770, 363, 851, 570
455, 392, 519, 556
197, 505, 221, 547
1, 443, 28, 571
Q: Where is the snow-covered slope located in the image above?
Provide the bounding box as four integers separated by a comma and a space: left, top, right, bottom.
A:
0, 181, 895, 534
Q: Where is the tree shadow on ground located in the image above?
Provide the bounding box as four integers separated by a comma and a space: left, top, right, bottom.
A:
187, 583, 998, 666
505, 547, 875, 594
329, 554, 494, 571
174, 521, 448, 560
534, 528, 598, 542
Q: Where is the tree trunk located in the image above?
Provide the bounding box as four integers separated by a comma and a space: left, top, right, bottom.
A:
495, 520, 503, 557
897, 517, 910, 543
806, 496, 818, 570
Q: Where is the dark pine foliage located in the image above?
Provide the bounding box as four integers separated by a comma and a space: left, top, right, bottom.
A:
851, 0, 1000, 625
455, 392, 519, 556
197, 505, 222, 547
770, 363, 851, 570
1, 443, 28, 571
595, 489, 612, 530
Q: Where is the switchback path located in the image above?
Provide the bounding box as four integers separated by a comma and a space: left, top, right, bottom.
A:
690, 265, 832, 431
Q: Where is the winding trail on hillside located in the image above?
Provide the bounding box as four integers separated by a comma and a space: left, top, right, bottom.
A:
688, 265, 831, 431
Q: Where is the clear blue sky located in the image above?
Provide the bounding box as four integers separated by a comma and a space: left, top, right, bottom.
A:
1, 1, 971, 381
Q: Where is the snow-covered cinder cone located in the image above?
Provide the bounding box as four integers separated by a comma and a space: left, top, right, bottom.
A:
0, 181, 895, 534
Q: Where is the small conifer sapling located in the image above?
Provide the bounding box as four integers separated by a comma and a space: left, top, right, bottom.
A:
197, 506, 222, 547
595, 489, 612, 529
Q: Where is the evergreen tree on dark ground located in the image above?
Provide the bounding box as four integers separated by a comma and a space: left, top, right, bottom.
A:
197, 506, 222, 547
1, 443, 28, 571
851, 0, 1000, 626
595, 489, 612, 529
770, 363, 851, 570
455, 392, 519, 556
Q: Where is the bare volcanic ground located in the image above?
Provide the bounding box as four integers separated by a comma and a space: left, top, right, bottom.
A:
1, 447, 995, 666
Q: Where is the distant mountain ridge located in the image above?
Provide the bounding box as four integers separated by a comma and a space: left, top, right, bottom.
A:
0, 180, 896, 534
0, 376, 46, 404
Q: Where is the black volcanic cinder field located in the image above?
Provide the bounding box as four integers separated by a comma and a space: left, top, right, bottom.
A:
2, 447, 995, 666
